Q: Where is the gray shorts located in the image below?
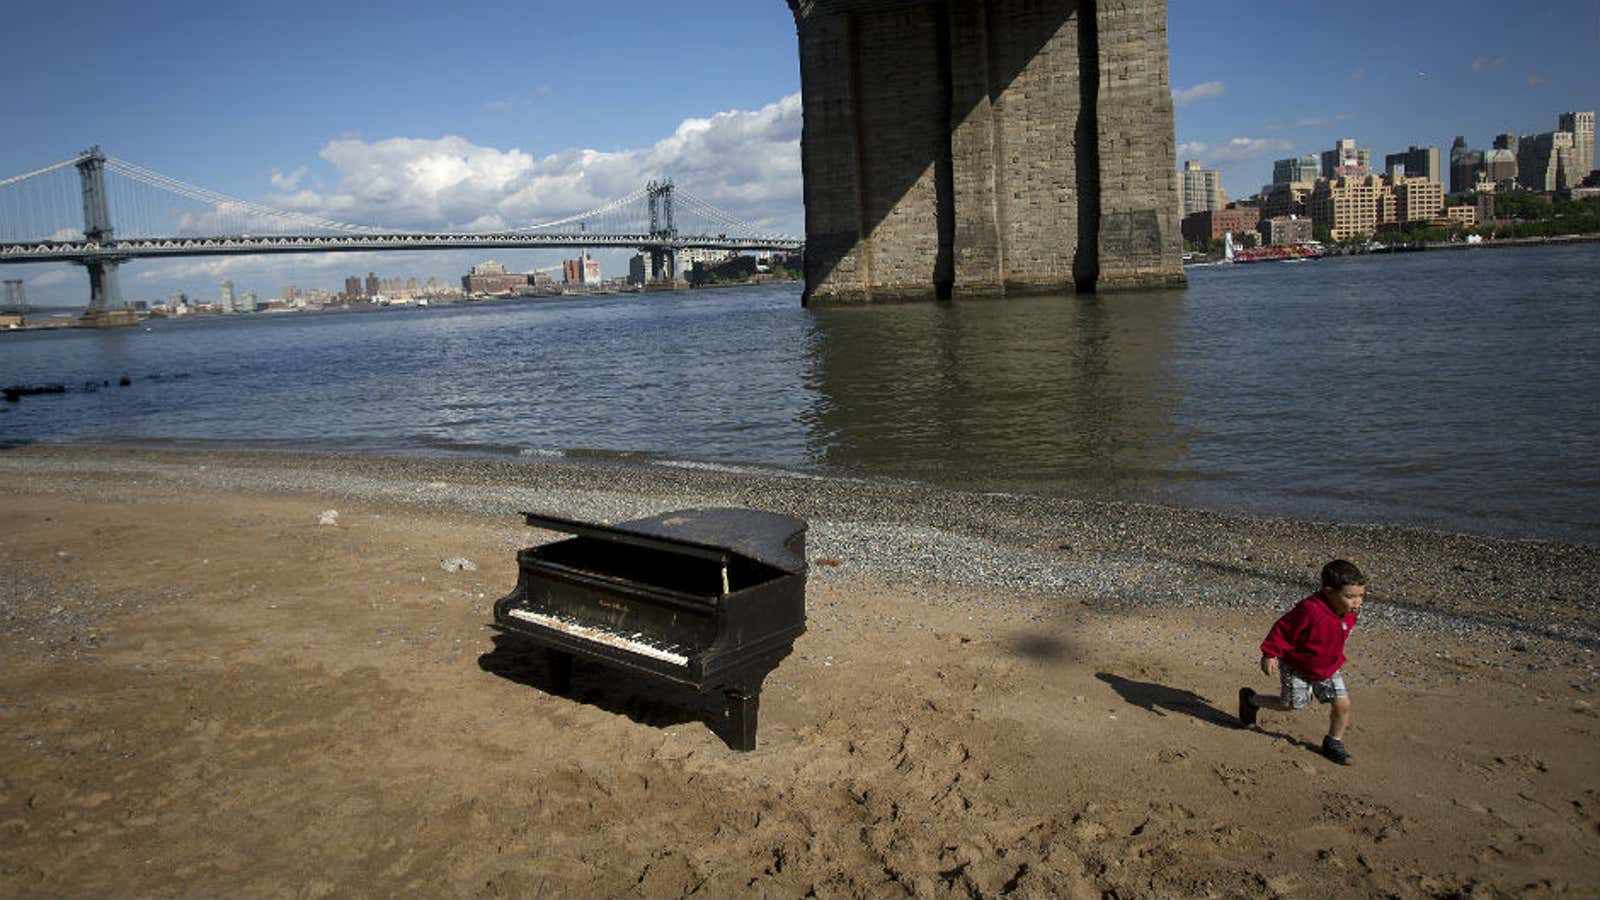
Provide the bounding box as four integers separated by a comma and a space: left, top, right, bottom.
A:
1280, 665, 1348, 708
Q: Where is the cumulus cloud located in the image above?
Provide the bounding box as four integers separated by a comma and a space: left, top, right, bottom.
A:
1171, 81, 1225, 108
1176, 137, 1293, 164
269, 166, 308, 190
261, 93, 805, 237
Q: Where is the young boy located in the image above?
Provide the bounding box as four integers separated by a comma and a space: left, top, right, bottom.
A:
1238, 559, 1366, 765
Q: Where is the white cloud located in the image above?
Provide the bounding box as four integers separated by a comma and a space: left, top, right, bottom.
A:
1171, 81, 1225, 108
264, 93, 805, 237
132, 251, 371, 282
1177, 137, 1293, 164
270, 166, 308, 190
28, 270, 73, 287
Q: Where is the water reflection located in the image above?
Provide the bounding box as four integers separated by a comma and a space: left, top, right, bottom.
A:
802, 291, 1190, 499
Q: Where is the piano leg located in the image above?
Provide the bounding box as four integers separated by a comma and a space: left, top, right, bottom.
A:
722, 688, 760, 752
546, 649, 575, 696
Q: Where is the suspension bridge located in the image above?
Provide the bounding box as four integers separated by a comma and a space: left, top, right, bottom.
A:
0, 147, 803, 320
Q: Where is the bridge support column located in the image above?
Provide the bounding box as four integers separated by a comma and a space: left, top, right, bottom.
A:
74, 146, 136, 326
788, 0, 1185, 304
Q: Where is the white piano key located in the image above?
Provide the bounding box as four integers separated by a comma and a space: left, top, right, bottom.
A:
506, 608, 690, 666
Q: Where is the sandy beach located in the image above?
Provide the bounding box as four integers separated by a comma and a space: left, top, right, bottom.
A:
1, 445, 1597, 898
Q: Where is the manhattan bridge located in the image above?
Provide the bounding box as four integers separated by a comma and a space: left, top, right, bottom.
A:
0, 147, 803, 321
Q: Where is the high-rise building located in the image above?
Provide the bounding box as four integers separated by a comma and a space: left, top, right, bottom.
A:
1558, 111, 1595, 179
344, 276, 361, 298
1310, 175, 1393, 241
220, 279, 236, 314
1261, 181, 1315, 220
1483, 148, 1518, 186
1321, 138, 1371, 179
1448, 136, 1484, 194
1272, 155, 1320, 185
1384, 145, 1440, 183
1493, 133, 1518, 153
1391, 176, 1445, 223
365, 272, 380, 297
1518, 131, 1577, 191
1181, 160, 1227, 216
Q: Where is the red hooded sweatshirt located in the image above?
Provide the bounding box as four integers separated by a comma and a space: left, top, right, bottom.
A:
1260, 594, 1358, 681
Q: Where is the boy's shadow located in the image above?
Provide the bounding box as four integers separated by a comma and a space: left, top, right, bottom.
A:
1096, 672, 1240, 728
1095, 672, 1324, 754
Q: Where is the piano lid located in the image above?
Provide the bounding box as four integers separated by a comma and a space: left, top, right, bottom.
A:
522, 507, 808, 575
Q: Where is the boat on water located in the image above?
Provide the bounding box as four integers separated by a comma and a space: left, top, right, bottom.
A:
1223, 231, 1325, 265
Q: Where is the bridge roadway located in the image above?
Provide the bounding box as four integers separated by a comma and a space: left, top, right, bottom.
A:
0, 231, 803, 264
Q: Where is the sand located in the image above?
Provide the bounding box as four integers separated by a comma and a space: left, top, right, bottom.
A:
1, 446, 1597, 899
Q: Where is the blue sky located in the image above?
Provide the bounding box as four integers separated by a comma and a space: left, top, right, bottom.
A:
3, 0, 1596, 305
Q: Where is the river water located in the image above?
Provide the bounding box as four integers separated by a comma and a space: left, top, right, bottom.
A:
3, 244, 1597, 544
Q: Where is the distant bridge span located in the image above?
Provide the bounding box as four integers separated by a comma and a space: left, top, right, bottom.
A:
0, 232, 804, 265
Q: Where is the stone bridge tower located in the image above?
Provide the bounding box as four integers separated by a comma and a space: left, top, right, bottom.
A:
788, 0, 1185, 303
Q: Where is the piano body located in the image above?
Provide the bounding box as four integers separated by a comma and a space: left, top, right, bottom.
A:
492, 507, 807, 751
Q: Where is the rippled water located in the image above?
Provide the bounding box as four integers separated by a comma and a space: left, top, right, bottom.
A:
3, 243, 1597, 543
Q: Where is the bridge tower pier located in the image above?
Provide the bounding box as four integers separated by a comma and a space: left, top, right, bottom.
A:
788, 0, 1185, 304
74, 147, 135, 327
645, 179, 680, 285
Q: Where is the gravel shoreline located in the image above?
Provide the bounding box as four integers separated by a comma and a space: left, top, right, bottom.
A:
2, 443, 1596, 650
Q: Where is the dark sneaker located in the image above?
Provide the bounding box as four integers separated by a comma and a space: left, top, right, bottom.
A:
1322, 736, 1353, 766
1238, 687, 1259, 728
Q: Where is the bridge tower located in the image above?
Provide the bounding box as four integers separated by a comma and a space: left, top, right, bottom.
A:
787, 0, 1185, 304
74, 146, 133, 326
646, 179, 678, 281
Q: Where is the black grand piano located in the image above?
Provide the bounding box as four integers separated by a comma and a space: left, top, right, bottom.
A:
492, 507, 807, 751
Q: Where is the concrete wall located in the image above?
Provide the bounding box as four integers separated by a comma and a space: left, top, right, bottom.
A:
789, 0, 1185, 303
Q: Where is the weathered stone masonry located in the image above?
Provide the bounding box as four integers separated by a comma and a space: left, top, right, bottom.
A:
788, 0, 1185, 303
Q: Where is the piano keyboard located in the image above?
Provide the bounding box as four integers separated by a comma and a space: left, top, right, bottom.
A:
506, 608, 690, 666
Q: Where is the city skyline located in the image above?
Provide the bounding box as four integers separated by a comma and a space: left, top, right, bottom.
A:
3, 0, 1597, 304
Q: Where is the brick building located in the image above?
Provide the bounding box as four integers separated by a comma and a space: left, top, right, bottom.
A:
1180, 206, 1256, 245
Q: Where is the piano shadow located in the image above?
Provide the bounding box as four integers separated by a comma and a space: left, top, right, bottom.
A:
478, 634, 737, 744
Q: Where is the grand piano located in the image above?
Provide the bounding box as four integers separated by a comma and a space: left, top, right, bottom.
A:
492, 507, 807, 751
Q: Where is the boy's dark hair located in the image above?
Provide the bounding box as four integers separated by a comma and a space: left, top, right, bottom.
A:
1321, 559, 1366, 590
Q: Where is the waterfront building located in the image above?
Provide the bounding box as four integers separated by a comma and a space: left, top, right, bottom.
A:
220, 280, 236, 315
1384, 145, 1440, 183
563, 253, 603, 286
1558, 112, 1595, 179
1391, 176, 1445, 223
1180, 207, 1256, 245
1445, 205, 1477, 228
1272, 155, 1320, 185
463, 260, 531, 295
1310, 175, 1392, 241
1261, 215, 1313, 246
1493, 133, 1517, 153
364, 273, 379, 298
241, 291, 258, 313
1321, 138, 1372, 179
1518, 131, 1577, 191
343, 276, 361, 298
1449, 137, 1484, 194
1181, 160, 1227, 216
